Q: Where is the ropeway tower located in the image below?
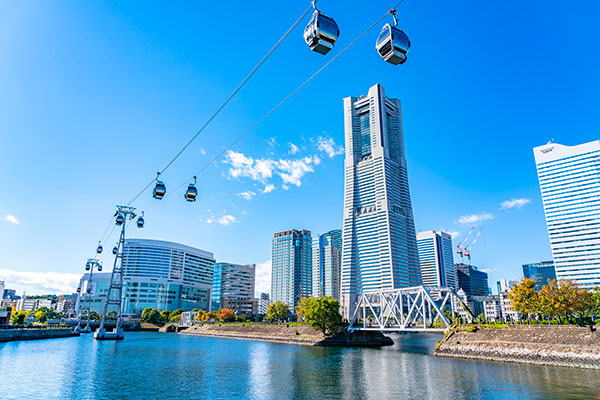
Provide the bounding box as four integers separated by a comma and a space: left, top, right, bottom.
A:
94, 205, 138, 341
74, 258, 101, 333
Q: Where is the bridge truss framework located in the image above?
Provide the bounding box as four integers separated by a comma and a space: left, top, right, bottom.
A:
348, 285, 473, 333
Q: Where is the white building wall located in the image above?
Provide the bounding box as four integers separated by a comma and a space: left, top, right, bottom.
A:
534, 140, 600, 287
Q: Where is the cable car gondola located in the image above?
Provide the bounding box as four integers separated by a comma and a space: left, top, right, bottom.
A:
96, 243, 103, 254
375, 10, 410, 65
85, 262, 91, 271
98, 265, 102, 271
77, 287, 81, 293
115, 213, 125, 225
303, 2, 339, 55
184, 176, 198, 202
137, 212, 144, 228
112, 245, 118, 255
153, 173, 166, 200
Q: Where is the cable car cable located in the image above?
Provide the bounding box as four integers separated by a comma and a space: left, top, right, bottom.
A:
141, 0, 406, 211
126, 4, 313, 207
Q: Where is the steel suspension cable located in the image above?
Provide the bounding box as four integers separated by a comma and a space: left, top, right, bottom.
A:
126, 4, 313, 207
142, 0, 405, 210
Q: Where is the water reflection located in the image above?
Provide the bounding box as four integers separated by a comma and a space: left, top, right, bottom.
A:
0, 332, 598, 400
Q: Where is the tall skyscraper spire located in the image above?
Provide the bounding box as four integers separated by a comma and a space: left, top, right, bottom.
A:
341, 83, 421, 318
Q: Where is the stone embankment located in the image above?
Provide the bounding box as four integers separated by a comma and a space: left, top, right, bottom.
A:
180, 324, 393, 347
435, 325, 600, 369
0, 328, 79, 342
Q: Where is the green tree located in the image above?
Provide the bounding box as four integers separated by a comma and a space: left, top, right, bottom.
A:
141, 308, 162, 323
217, 308, 236, 322
296, 296, 342, 335
266, 301, 289, 320
160, 310, 171, 322
11, 311, 28, 325
508, 278, 539, 319
588, 287, 600, 320
34, 310, 48, 323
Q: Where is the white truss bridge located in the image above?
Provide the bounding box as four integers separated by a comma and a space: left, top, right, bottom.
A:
348, 285, 473, 333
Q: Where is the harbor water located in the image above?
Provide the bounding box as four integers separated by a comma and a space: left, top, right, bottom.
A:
0, 332, 598, 399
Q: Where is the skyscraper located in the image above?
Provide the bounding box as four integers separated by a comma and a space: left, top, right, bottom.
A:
456, 263, 490, 298
211, 262, 256, 312
312, 229, 342, 300
522, 261, 556, 291
271, 229, 312, 312
341, 83, 421, 317
534, 140, 600, 287
417, 230, 456, 288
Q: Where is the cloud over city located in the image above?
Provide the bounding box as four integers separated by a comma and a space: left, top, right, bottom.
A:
201, 213, 238, 226
316, 136, 344, 158
500, 198, 531, 210
254, 260, 271, 296
456, 212, 494, 225
0, 269, 80, 295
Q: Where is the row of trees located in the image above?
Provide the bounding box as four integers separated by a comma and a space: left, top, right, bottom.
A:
141, 308, 185, 324
508, 278, 600, 323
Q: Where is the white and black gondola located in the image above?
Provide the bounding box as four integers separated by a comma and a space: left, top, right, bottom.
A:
184, 176, 198, 202
96, 243, 103, 254
115, 213, 125, 225
375, 10, 410, 65
304, 1, 339, 55
153, 173, 166, 200
137, 213, 144, 228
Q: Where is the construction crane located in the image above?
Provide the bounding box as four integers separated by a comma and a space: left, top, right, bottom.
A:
464, 227, 483, 262
456, 226, 475, 261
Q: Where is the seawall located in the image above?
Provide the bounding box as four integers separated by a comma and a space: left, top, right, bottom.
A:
180, 324, 393, 347
435, 325, 600, 369
0, 328, 80, 342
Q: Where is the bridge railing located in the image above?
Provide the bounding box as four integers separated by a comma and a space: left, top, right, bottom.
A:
348, 285, 474, 332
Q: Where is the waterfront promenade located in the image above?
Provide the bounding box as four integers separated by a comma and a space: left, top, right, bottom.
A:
0, 332, 599, 399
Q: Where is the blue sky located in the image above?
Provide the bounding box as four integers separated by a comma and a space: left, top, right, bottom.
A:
1, 1, 599, 296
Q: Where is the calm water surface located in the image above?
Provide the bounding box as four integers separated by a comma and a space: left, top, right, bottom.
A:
0, 332, 598, 399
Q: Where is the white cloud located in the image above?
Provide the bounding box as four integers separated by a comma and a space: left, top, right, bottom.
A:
262, 184, 275, 194
444, 230, 460, 239
289, 143, 299, 155
0, 269, 80, 295
200, 148, 207, 155
276, 156, 318, 187
456, 212, 494, 225
316, 136, 344, 158
500, 198, 531, 210
480, 268, 494, 274
237, 191, 256, 200
254, 260, 271, 297
267, 137, 277, 147
224, 150, 320, 189
204, 214, 238, 226
5, 214, 19, 225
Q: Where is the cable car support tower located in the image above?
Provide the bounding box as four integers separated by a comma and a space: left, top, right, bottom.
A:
75, 258, 102, 333
94, 205, 138, 341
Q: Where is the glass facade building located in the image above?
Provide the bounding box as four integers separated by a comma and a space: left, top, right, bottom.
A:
312, 229, 342, 300
456, 263, 489, 298
77, 239, 215, 315
211, 262, 256, 312
534, 140, 600, 287
271, 229, 312, 312
522, 261, 556, 290
417, 230, 456, 288
341, 84, 421, 317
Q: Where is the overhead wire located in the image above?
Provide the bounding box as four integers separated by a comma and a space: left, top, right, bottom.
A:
142, 0, 406, 211
125, 4, 313, 207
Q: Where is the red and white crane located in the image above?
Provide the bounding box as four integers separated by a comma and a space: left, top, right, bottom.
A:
463, 227, 483, 262
456, 226, 474, 261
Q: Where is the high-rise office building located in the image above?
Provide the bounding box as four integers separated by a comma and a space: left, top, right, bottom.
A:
211, 262, 256, 312
258, 293, 270, 315
312, 229, 342, 300
76, 238, 216, 314
496, 279, 517, 294
417, 230, 456, 288
534, 140, 600, 287
456, 263, 489, 298
522, 261, 556, 290
271, 229, 312, 312
341, 83, 421, 317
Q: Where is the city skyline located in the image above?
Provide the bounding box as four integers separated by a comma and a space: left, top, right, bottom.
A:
2, 1, 600, 296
